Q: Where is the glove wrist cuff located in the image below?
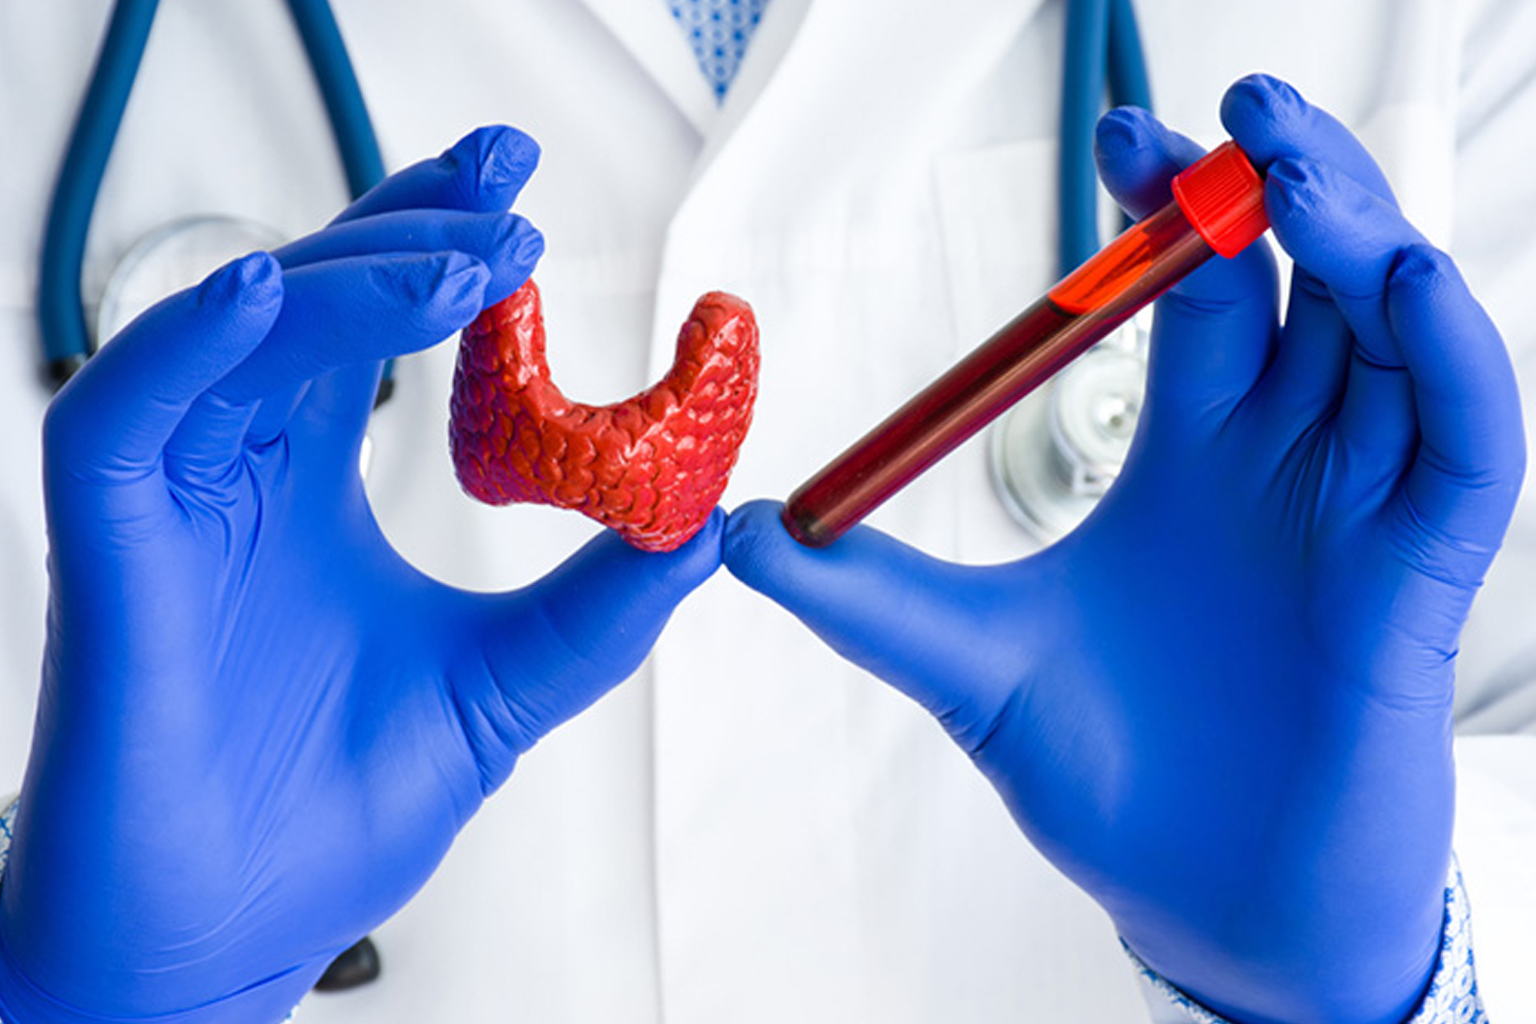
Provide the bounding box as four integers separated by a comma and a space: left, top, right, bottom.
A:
1124, 857, 1485, 1024
0, 799, 298, 1024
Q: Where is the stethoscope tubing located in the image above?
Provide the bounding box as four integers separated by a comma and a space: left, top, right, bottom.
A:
1060, 0, 1153, 277
38, 0, 159, 385
38, 0, 386, 389
286, 0, 387, 200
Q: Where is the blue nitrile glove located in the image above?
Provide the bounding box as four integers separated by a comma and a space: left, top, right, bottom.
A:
726, 75, 1524, 1024
0, 127, 721, 1024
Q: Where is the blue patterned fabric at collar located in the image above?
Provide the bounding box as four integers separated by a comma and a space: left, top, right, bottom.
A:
665, 0, 771, 102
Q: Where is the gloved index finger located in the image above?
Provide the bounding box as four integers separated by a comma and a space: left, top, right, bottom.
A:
329, 125, 540, 225
273, 209, 541, 310
209, 251, 500, 405
1221, 74, 1398, 208
1265, 153, 1525, 554
1263, 156, 1423, 368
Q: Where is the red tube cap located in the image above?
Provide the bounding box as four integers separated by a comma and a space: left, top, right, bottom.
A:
1171, 141, 1268, 258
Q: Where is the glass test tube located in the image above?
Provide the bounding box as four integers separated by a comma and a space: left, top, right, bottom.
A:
782, 141, 1269, 548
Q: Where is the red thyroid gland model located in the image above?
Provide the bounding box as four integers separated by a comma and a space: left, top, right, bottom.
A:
450, 281, 760, 552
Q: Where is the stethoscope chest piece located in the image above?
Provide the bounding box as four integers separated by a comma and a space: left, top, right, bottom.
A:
989, 319, 1147, 544
94, 215, 285, 347
95, 214, 385, 483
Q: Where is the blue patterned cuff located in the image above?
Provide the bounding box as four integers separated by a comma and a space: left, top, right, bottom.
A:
1126, 861, 1485, 1024
0, 798, 15, 880
0, 796, 17, 1024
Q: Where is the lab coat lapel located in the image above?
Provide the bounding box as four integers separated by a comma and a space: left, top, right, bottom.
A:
570, 0, 721, 136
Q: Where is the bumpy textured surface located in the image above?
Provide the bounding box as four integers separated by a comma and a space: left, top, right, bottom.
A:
451, 281, 759, 552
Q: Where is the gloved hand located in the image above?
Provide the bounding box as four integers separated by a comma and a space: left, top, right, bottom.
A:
726, 75, 1524, 1024
0, 127, 721, 1024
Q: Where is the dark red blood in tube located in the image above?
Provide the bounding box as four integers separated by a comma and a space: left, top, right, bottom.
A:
782, 206, 1212, 547
784, 141, 1267, 548
783, 144, 1267, 547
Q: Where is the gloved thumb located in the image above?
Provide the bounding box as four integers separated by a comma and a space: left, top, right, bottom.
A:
459, 510, 724, 789
724, 500, 1029, 755
1093, 107, 1279, 428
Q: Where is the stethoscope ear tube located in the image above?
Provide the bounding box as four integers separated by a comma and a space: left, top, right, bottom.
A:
37, 0, 160, 389
1105, 0, 1152, 117
39, 0, 389, 399
1059, 0, 1152, 279
285, 0, 386, 207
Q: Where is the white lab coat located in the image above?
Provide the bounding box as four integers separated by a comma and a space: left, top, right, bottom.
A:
1, 1, 1535, 1021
